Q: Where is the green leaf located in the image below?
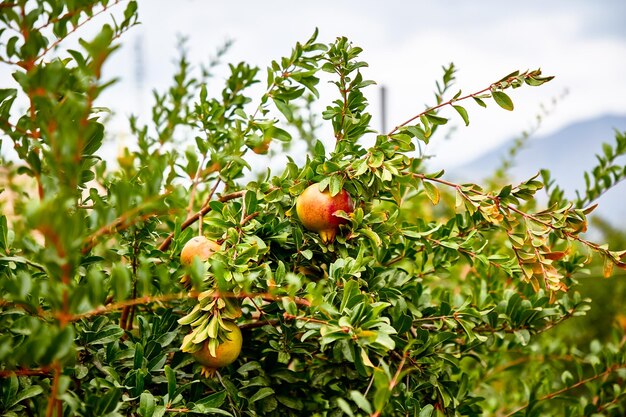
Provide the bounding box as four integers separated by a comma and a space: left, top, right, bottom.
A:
336, 398, 355, 417
188, 406, 232, 416
422, 180, 440, 205
499, 184, 512, 198
139, 392, 156, 417
276, 395, 304, 410
368, 151, 384, 168
9, 385, 43, 408
425, 113, 448, 126
43, 326, 74, 363
111, 264, 131, 300
248, 387, 275, 403
97, 388, 121, 415
372, 369, 391, 411
165, 366, 176, 401
498, 70, 519, 82
267, 126, 292, 142
341, 280, 361, 312
134, 343, 144, 370
273, 98, 293, 121
329, 175, 343, 197
514, 329, 530, 346
87, 325, 124, 345
244, 190, 258, 214
419, 404, 434, 417
194, 391, 227, 409
472, 96, 487, 108
561, 370, 574, 385
360, 228, 382, 247
452, 105, 469, 126
82, 121, 105, 156
124, 1, 138, 21
0, 88, 17, 105
0, 256, 45, 271
350, 390, 372, 413
3, 373, 18, 406
0, 215, 7, 251
313, 140, 325, 157
492, 91, 514, 111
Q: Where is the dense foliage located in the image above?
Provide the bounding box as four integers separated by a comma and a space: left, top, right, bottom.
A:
1, 2, 625, 416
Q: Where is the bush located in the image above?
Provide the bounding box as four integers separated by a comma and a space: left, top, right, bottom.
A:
1, 2, 625, 416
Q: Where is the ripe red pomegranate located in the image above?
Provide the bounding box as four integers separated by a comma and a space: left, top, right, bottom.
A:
296, 183, 354, 242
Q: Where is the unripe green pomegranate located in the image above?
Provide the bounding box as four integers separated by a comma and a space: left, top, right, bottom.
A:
296, 183, 354, 243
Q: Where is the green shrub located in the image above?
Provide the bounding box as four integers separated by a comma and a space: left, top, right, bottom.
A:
1, 2, 625, 416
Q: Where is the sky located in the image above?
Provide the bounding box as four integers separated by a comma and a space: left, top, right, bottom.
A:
94, 0, 626, 169
4, 1, 626, 169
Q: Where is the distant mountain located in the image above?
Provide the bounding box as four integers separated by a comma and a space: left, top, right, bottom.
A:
451, 114, 626, 226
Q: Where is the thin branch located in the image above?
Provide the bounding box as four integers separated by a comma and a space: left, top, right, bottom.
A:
370, 352, 409, 417
216, 370, 238, 413
596, 391, 626, 413
186, 153, 209, 215
533, 309, 575, 335
120, 230, 140, 330
45, 361, 61, 417
414, 307, 576, 337
0, 255, 46, 272
239, 318, 280, 330
388, 87, 489, 136
0, 118, 40, 139
60, 292, 190, 322
59, 289, 310, 324
415, 172, 626, 270
215, 291, 311, 308
240, 211, 259, 227
413, 314, 457, 323
388, 71, 542, 137
502, 364, 626, 417
282, 313, 326, 325
158, 190, 247, 252
201, 178, 222, 209
82, 191, 172, 254
0, 299, 49, 320
0, 367, 52, 378
35, 2, 109, 31
507, 204, 626, 269
483, 353, 583, 381
27, 0, 125, 67
425, 236, 503, 270
282, 312, 351, 333
333, 65, 349, 142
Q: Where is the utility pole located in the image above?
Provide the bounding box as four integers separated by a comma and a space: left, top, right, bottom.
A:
380, 85, 387, 133
134, 34, 145, 113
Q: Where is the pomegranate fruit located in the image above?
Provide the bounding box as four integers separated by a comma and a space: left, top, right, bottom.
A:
296, 183, 354, 242
180, 236, 221, 266
192, 320, 242, 369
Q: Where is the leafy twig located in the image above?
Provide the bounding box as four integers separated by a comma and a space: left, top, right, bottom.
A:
388, 70, 551, 137
158, 190, 247, 252
370, 352, 409, 417
502, 364, 626, 417
82, 193, 171, 255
